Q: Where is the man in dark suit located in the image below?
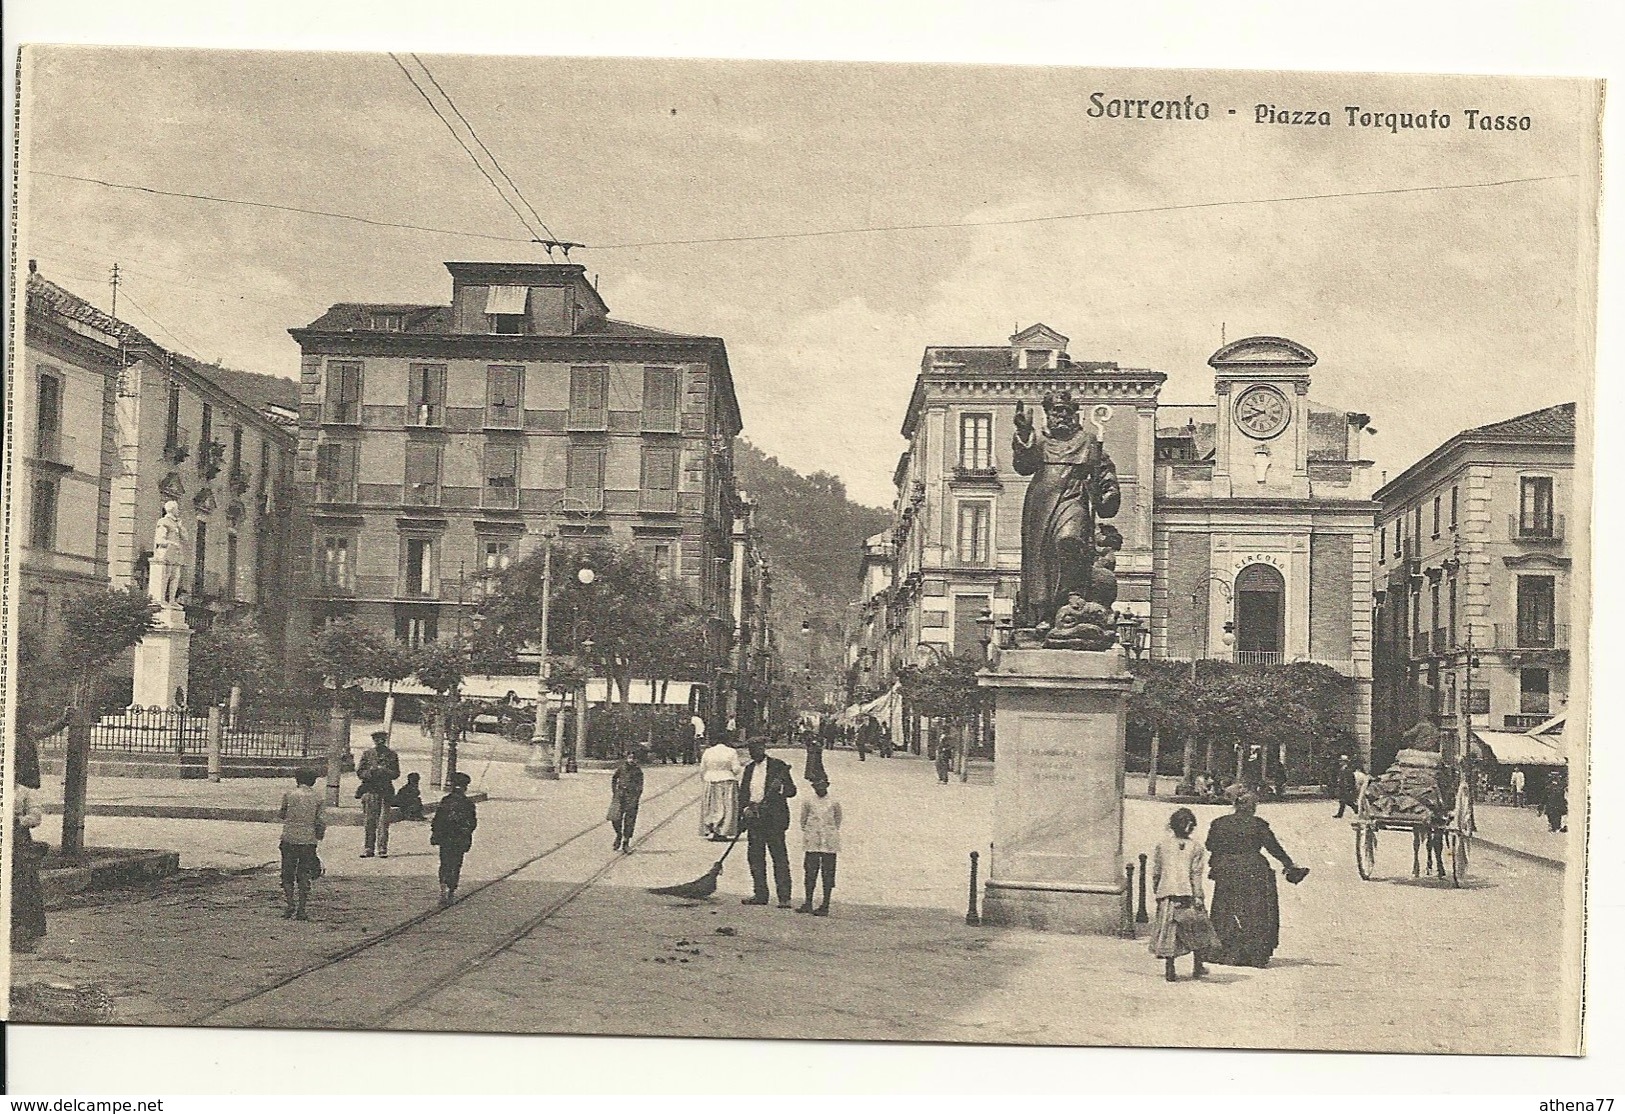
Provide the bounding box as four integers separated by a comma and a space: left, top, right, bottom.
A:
739, 739, 798, 907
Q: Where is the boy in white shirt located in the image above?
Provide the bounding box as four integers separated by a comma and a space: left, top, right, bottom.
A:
278, 768, 327, 920
796, 775, 842, 916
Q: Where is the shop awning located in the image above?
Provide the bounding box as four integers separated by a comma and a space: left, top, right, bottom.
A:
1472, 729, 1566, 766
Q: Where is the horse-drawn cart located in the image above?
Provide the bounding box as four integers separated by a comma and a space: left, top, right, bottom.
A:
1352, 753, 1475, 887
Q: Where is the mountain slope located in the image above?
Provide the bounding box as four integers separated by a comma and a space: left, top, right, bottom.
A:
734, 440, 891, 703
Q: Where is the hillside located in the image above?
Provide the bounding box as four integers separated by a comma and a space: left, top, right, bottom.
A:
734, 440, 891, 706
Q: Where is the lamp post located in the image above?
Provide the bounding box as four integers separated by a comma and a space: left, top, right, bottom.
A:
1184, 573, 1236, 793
526, 497, 600, 779
1114, 612, 1155, 793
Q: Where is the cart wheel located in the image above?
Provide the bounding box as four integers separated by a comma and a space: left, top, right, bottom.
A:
1450, 829, 1469, 887
1354, 825, 1376, 880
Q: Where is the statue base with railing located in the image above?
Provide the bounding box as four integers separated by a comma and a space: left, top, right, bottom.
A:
976, 645, 1133, 935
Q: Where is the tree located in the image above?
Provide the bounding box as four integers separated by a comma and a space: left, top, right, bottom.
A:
477, 540, 700, 706
30, 588, 158, 858
188, 616, 275, 708
371, 641, 416, 741
415, 638, 471, 784
304, 618, 387, 707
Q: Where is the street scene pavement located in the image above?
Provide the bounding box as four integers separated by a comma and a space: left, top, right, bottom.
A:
13, 733, 1570, 1055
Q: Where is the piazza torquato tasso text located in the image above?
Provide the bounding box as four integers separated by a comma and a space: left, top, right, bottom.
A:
1086, 92, 1533, 132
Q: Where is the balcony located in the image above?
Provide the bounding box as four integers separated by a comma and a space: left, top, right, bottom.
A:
406, 480, 441, 508
639, 489, 679, 514
1493, 623, 1568, 651
1508, 513, 1564, 543
407, 403, 443, 428
953, 463, 999, 484
564, 488, 605, 512
567, 407, 608, 432
317, 480, 358, 504
34, 427, 65, 463
1503, 713, 1550, 731
643, 408, 680, 435
1431, 627, 1449, 655
323, 402, 360, 426
485, 403, 523, 430
1233, 650, 1285, 666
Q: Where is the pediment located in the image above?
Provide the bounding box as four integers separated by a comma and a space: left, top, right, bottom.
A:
1010, 322, 1070, 350
1209, 335, 1318, 369
1502, 553, 1571, 569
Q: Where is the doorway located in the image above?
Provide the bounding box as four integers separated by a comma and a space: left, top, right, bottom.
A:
1234, 563, 1285, 664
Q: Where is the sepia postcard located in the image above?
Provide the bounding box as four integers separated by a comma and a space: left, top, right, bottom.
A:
2, 48, 1599, 1061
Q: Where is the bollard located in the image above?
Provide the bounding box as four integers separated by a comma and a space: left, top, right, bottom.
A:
1136, 852, 1150, 923
1123, 864, 1136, 937
965, 851, 981, 926
206, 705, 223, 783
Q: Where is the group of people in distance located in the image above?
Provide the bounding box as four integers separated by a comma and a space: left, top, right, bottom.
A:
274, 730, 481, 920
1148, 789, 1308, 982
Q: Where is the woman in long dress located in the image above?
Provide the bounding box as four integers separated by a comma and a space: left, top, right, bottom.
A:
1204, 789, 1304, 967
699, 735, 743, 841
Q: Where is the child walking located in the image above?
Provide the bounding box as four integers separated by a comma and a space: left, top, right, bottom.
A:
1148, 807, 1215, 982
278, 768, 327, 920
430, 772, 478, 907
608, 749, 646, 853
796, 774, 842, 916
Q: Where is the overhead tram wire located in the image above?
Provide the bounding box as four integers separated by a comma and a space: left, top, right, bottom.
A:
116, 287, 206, 361
29, 169, 1575, 255
388, 53, 543, 245
31, 171, 535, 245
409, 54, 561, 247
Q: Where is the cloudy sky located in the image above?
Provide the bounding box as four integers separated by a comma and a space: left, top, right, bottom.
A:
20, 51, 1597, 507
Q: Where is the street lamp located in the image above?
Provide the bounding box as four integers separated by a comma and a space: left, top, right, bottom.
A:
1183, 572, 1236, 793
526, 496, 600, 780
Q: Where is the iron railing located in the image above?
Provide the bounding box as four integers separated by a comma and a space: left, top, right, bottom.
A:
39, 705, 320, 757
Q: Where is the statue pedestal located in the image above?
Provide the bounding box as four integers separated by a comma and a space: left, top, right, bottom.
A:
977, 647, 1132, 935
133, 606, 192, 709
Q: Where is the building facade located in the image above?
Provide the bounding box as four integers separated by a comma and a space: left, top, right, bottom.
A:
1370, 403, 1575, 771
288, 261, 750, 721
21, 267, 299, 658
869, 327, 1378, 760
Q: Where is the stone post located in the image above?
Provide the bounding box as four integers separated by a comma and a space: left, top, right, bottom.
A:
429, 714, 445, 790
977, 648, 1133, 934
60, 705, 92, 860
206, 705, 223, 783
325, 706, 347, 806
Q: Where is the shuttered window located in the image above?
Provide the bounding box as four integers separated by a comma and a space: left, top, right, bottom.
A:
640, 446, 679, 512
409, 364, 446, 427
486, 366, 524, 428
566, 444, 606, 506
483, 443, 520, 509
325, 362, 363, 424
568, 367, 609, 429
644, 367, 680, 432
405, 443, 442, 506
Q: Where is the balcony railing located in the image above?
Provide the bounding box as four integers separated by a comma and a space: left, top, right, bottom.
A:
1234, 650, 1285, 666
485, 403, 523, 430
323, 401, 359, 425
408, 403, 443, 428
1508, 513, 1564, 542
1503, 713, 1549, 730
317, 480, 358, 504
643, 408, 680, 434
952, 464, 1000, 482
34, 427, 63, 462
1493, 623, 1568, 650
567, 407, 608, 432
639, 489, 678, 514
482, 483, 518, 510
407, 481, 441, 507
1431, 627, 1449, 655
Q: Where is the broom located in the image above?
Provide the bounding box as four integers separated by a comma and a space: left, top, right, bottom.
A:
648, 828, 745, 900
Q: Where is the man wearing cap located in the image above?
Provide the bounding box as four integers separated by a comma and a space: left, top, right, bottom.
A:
356, 730, 400, 858
430, 771, 478, 906
739, 739, 798, 908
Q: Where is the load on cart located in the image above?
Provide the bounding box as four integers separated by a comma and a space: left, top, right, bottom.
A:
1353, 724, 1475, 887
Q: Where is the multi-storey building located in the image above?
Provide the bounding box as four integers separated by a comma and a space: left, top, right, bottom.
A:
726, 493, 777, 735
288, 261, 747, 720
1370, 403, 1575, 770
878, 327, 1379, 762
20, 265, 298, 657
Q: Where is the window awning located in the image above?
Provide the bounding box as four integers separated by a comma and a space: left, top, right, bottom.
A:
484, 285, 528, 315
1471, 729, 1566, 766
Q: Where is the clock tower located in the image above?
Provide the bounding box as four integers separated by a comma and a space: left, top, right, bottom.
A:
1208, 335, 1317, 498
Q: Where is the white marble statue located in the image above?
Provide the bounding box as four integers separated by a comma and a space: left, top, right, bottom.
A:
146, 500, 190, 607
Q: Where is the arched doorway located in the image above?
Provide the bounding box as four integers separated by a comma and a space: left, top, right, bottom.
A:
1234, 563, 1285, 664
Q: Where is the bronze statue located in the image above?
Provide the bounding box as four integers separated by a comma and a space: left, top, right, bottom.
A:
1011, 393, 1122, 645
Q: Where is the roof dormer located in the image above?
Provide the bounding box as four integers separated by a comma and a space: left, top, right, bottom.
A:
444, 262, 610, 337
1010, 323, 1069, 370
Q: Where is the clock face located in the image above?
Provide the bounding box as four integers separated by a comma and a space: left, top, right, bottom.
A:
1234, 384, 1290, 439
